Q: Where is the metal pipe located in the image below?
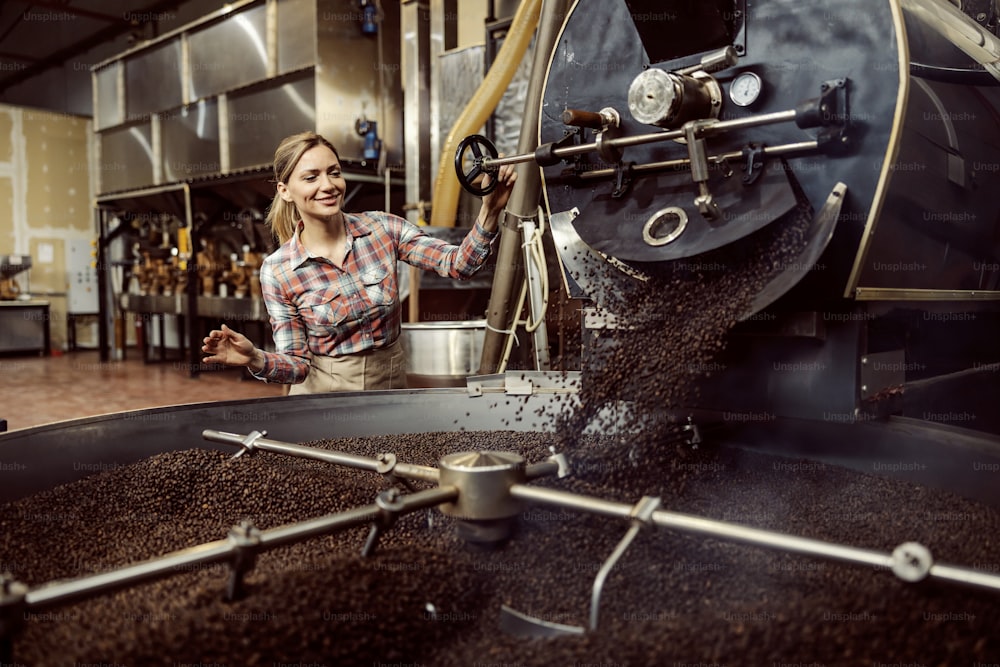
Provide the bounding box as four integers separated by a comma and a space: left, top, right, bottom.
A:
928, 563, 1000, 591
578, 140, 820, 180
512, 483, 889, 563
256, 504, 380, 549
479, 0, 571, 374
485, 109, 800, 170
393, 462, 441, 482
203, 429, 383, 472
203, 429, 441, 482
510, 484, 634, 520
524, 460, 560, 479
25, 541, 236, 609
509, 484, 1000, 593
96, 209, 110, 363
260, 486, 457, 549
23, 486, 458, 611
650, 509, 891, 569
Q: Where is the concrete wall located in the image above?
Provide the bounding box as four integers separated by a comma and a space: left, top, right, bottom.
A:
0, 104, 95, 352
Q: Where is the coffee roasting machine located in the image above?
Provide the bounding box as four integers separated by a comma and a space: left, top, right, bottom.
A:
2, 0, 1000, 663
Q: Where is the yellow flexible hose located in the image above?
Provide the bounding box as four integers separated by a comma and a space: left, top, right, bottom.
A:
430, 0, 542, 226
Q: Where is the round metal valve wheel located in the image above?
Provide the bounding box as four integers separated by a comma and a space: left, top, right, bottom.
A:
454, 134, 500, 196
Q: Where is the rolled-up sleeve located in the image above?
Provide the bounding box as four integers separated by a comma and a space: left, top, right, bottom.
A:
251, 260, 312, 384
392, 215, 498, 279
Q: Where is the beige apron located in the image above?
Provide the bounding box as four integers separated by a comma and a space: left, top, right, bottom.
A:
288, 337, 408, 394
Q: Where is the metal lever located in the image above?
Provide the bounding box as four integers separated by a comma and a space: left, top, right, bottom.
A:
684, 121, 722, 220
676, 45, 739, 76
562, 107, 620, 131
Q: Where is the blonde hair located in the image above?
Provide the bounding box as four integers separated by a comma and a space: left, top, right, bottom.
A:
265, 131, 341, 244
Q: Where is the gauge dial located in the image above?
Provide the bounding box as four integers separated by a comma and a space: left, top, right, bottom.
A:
730, 71, 762, 107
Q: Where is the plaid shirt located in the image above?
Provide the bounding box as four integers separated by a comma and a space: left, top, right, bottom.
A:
253, 211, 497, 384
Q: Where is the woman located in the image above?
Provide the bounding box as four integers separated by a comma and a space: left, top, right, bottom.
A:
201, 130, 516, 393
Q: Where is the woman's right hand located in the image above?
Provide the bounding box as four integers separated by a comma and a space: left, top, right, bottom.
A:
202, 324, 259, 369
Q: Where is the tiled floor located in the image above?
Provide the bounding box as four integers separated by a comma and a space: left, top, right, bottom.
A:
0, 349, 286, 432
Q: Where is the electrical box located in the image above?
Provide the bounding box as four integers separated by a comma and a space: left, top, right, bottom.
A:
67, 240, 99, 314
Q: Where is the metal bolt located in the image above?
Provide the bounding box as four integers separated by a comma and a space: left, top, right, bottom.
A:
891, 542, 933, 582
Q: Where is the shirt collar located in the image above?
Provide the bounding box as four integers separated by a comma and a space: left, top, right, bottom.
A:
345, 212, 374, 238
283, 213, 374, 269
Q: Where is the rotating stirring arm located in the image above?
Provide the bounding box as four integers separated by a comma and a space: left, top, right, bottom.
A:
4, 428, 1000, 659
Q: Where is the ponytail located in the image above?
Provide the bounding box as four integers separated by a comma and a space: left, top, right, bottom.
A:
265, 195, 299, 245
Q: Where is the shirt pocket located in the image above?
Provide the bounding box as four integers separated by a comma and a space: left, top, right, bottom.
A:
360, 265, 397, 306
297, 287, 350, 336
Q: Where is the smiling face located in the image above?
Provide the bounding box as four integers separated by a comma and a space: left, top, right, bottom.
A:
276, 144, 347, 227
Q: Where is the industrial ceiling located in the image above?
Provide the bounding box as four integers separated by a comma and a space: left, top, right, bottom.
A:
0, 0, 207, 96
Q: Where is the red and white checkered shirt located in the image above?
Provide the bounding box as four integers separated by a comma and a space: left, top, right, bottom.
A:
253, 211, 497, 384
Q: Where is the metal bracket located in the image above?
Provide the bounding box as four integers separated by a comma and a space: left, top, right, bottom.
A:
683, 416, 702, 447
362, 488, 405, 558
225, 520, 261, 601
374, 453, 417, 494
741, 142, 767, 185
548, 446, 571, 479
596, 125, 624, 165
796, 78, 851, 152
505, 375, 534, 395
503, 208, 538, 228
465, 373, 506, 396
611, 161, 635, 199
375, 452, 397, 475
230, 429, 267, 460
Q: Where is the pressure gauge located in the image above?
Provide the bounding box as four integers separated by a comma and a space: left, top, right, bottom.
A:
729, 71, 762, 107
